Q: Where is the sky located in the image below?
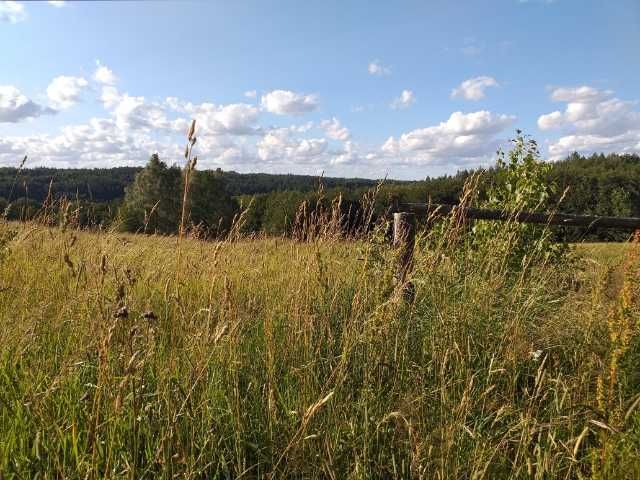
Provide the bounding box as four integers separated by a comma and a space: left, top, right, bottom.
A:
0, 0, 639, 180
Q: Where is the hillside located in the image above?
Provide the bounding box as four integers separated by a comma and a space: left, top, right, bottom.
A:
0, 166, 387, 203
1, 152, 639, 241
1, 152, 639, 211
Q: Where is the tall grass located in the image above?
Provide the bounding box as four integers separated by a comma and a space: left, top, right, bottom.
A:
0, 191, 638, 478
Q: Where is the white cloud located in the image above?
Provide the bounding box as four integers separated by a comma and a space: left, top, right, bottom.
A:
0, 1, 26, 23
112, 94, 172, 131
0, 117, 169, 168
191, 134, 252, 167
46, 76, 89, 109
97, 88, 180, 132
93, 62, 117, 85
257, 128, 327, 163
368, 59, 391, 76
167, 98, 261, 136
289, 121, 314, 133
195, 103, 261, 135
48, 1, 65, 7
331, 141, 361, 165
381, 110, 516, 165
0, 85, 54, 123
391, 90, 416, 110
451, 76, 499, 101
548, 132, 640, 160
320, 117, 350, 141
537, 110, 564, 130
538, 86, 640, 159
3, 64, 519, 174
100, 86, 121, 109
260, 89, 319, 115
549, 85, 610, 103
0, 85, 264, 168
244, 90, 257, 99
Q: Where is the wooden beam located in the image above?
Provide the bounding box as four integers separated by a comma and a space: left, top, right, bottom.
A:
399, 203, 640, 230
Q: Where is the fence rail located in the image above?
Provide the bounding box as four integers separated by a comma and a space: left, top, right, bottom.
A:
397, 203, 640, 230
391, 202, 640, 300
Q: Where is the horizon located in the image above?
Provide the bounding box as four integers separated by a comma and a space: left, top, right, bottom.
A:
1, 0, 639, 180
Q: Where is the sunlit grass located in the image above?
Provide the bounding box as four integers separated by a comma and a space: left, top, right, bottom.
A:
0, 220, 638, 478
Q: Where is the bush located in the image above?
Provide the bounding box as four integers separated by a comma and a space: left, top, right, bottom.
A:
472, 131, 568, 268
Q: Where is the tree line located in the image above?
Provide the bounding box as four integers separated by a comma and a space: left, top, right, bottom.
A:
1, 151, 639, 240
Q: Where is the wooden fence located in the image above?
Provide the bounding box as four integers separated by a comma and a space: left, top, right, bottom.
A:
391, 202, 640, 299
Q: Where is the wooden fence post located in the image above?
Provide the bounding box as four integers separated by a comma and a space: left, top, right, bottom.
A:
393, 212, 416, 300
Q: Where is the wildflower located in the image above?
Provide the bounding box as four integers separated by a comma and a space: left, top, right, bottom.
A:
529, 349, 543, 361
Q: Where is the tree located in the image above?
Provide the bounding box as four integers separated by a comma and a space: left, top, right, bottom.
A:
120, 154, 182, 234
188, 170, 238, 236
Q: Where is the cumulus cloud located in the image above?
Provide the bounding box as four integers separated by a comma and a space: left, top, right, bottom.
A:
289, 121, 314, 133
47, 76, 89, 109
48, 1, 65, 7
0, 85, 55, 123
112, 94, 173, 131
244, 90, 257, 99
391, 90, 416, 110
320, 117, 350, 141
537, 110, 564, 130
260, 90, 319, 115
93, 62, 117, 85
368, 59, 391, 76
191, 134, 252, 167
257, 127, 327, 163
3, 65, 515, 173
549, 85, 610, 103
330, 141, 362, 165
193, 103, 261, 136
538, 86, 640, 159
166, 98, 261, 136
1, 82, 265, 168
100, 85, 121, 109
451, 76, 499, 101
381, 110, 516, 165
0, 1, 26, 23
0, 117, 171, 168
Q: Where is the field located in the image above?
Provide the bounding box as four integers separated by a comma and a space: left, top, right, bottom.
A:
0, 219, 639, 478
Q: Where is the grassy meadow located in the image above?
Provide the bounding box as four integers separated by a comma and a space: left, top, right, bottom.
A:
0, 216, 639, 478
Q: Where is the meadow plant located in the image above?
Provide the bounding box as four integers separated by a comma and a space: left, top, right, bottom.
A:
0, 159, 638, 478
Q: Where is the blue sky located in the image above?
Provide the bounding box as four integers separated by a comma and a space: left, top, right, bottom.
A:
1, 0, 639, 179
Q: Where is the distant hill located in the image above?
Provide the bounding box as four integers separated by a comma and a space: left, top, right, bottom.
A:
0, 166, 401, 203
1, 153, 639, 229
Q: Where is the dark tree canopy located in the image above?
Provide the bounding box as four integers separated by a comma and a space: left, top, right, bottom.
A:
2, 151, 640, 240
120, 154, 182, 234
188, 169, 238, 235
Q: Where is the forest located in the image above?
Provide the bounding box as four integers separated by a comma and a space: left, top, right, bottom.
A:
1, 151, 639, 240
